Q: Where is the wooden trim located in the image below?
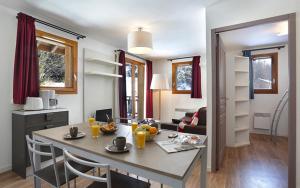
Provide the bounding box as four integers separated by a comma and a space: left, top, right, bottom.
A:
251, 53, 278, 94
172, 61, 192, 94
211, 14, 296, 188
125, 57, 145, 66
125, 57, 145, 118
288, 13, 296, 188
36, 30, 78, 94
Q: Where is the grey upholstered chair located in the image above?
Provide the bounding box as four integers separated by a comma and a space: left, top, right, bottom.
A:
63, 149, 151, 188
26, 135, 93, 188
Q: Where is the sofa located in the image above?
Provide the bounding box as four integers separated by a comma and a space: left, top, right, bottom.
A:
160, 107, 207, 135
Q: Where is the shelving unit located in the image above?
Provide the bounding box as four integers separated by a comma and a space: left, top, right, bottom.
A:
85, 71, 122, 78
86, 58, 123, 66
232, 56, 250, 147
83, 48, 121, 121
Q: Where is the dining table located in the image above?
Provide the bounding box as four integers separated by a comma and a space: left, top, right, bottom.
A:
32, 123, 207, 188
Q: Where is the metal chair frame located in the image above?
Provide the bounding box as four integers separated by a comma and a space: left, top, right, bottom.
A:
63, 149, 112, 188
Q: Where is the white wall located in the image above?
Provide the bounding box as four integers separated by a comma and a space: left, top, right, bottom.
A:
225, 47, 289, 140
0, 4, 117, 172
206, 0, 299, 185
152, 59, 207, 123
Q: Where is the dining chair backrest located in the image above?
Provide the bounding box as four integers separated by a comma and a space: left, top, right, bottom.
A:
25, 135, 60, 186
63, 149, 112, 188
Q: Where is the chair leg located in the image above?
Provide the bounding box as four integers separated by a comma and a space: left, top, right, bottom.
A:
98, 168, 101, 176
92, 168, 95, 176
74, 178, 77, 188
161, 184, 163, 188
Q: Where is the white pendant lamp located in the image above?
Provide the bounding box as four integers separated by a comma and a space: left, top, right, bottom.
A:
128, 27, 153, 54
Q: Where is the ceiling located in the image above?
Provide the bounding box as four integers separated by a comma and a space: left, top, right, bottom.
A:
220, 21, 289, 51
0, 0, 223, 59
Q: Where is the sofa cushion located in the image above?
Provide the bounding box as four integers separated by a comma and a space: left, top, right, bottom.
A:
197, 107, 207, 126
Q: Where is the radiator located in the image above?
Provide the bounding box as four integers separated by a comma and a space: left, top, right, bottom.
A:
253, 113, 271, 130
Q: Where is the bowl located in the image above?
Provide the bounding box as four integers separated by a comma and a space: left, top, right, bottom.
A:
146, 132, 157, 142
100, 123, 117, 134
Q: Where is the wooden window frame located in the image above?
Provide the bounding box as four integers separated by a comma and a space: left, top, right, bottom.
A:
172, 61, 192, 94
251, 52, 278, 94
125, 57, 145, 118
36, 30, 78, 94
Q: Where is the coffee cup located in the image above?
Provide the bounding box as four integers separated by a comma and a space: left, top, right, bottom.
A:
113, 136, 126, 150
69, 126, 78, 138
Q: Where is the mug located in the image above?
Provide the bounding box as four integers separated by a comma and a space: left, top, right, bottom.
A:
69, 126, 78, 138
113, 136, 126, 150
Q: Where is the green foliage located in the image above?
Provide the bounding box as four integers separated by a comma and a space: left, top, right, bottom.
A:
38, 50, 65, 85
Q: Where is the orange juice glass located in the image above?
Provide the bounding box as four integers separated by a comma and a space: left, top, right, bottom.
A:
136, 131, 146, 149
88, 117, 95, 126
131, 122, 138, 133
90, 125, 100, 138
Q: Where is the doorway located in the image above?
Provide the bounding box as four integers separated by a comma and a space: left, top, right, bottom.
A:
211, 13, 296, 188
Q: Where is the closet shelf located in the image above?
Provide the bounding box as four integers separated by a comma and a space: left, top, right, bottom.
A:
235, 70, 249, 73
86, 58, 122, 66
85, 71, 122, 78
235, 98, 249, 102
235, 84, 248, 87
235, 113, 249, 117
234, 127, 249, 132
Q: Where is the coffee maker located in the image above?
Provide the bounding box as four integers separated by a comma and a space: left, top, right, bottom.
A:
40, 90, 58, 110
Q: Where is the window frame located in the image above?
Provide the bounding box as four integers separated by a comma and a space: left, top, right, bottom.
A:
251, 52, 278, 94
36, 30, 78, 94
125, 57, 145, 118
172, 61, 192, 94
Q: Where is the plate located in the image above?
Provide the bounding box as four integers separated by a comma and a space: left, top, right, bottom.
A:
63, 131, 86, 140
105, 143, 132, 153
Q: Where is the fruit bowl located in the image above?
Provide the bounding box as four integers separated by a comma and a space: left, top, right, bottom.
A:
146, 132, 157, 141
134, 124, 158, 142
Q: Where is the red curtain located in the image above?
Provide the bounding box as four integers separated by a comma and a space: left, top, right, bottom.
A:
118, 50, 127, 122
191, 56, 202, 98
13, 13, 39, 104
146, 60, 153, 118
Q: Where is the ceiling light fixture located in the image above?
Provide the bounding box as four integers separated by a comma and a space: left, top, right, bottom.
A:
128, 27, 153, 54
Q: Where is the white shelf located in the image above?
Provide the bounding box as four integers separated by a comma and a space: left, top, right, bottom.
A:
235, 113, 249, 117
86, 58, 122, 66
235, 84, 248, 87
85, 71, 122, 78
234, 127, 249, 132
235, 98, 249, 102
235, 70, 249, 73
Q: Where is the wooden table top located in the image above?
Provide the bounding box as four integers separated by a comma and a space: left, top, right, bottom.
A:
33, 123, 205, 180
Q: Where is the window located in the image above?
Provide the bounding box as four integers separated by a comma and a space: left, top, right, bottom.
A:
172, 61, 192, 94
125, 58, 145, 119
36, 30, 78, 94
251, 53, 278, 94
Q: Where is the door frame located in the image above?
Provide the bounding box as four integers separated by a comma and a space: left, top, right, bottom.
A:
211, 13, 296, 188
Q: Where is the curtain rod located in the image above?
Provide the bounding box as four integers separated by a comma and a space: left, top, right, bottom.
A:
242, 45, 285, 53
16, 13, 86, 40
114, 49, 148, 61
168, 56, 195, 61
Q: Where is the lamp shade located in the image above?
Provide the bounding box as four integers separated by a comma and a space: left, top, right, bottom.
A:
128, 28, 153, 54
150, 74, 170, 90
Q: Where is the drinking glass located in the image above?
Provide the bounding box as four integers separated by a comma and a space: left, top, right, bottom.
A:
90, 124, 100, 138
131, 122, 138, 133
136, 131, 146, 149
88, 117, 96, 126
